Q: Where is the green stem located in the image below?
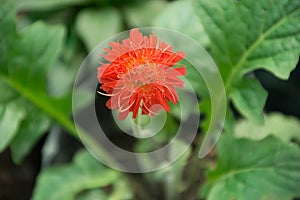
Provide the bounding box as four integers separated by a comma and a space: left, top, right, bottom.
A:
131, 114, 160, 199
132, 115, 142, 137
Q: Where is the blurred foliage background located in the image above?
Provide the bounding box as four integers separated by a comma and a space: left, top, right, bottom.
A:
0, 0, 300, 199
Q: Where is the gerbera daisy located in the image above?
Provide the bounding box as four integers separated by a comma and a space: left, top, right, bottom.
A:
97, 28, 186, 120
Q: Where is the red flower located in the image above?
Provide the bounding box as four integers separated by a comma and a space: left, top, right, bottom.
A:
97, 28, 186, 120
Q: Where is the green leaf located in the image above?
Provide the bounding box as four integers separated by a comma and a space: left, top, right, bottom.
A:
10, 104, 50, 164
230, 77, 268, 124
235, 112, 300, 142
107, 180, 133, 200
75, 179, 133, 200
76, 189, 108, 200
0, 20, 69, 116
16, 0, 92, 11
0, 0, 17, 67
0, 99, 26, 152
33, 150, 119, 200
75, 8, 121, 51
9, 22, 64, 92
124, 0, 168, 27
0, 0, 77, 162
205, 135, 300, 200
194, 0, 300, 123
154, 0, 209, 47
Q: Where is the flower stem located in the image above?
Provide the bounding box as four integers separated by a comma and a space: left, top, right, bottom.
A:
132, 114, 142, 137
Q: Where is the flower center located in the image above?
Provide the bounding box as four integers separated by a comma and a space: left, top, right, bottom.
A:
121, 64, 165, 91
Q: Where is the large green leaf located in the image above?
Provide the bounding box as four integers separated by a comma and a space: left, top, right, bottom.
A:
194, 0, 300, 123
0, 0, 76, 162
32, 150, 119, 200
204, 135, 300, 200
